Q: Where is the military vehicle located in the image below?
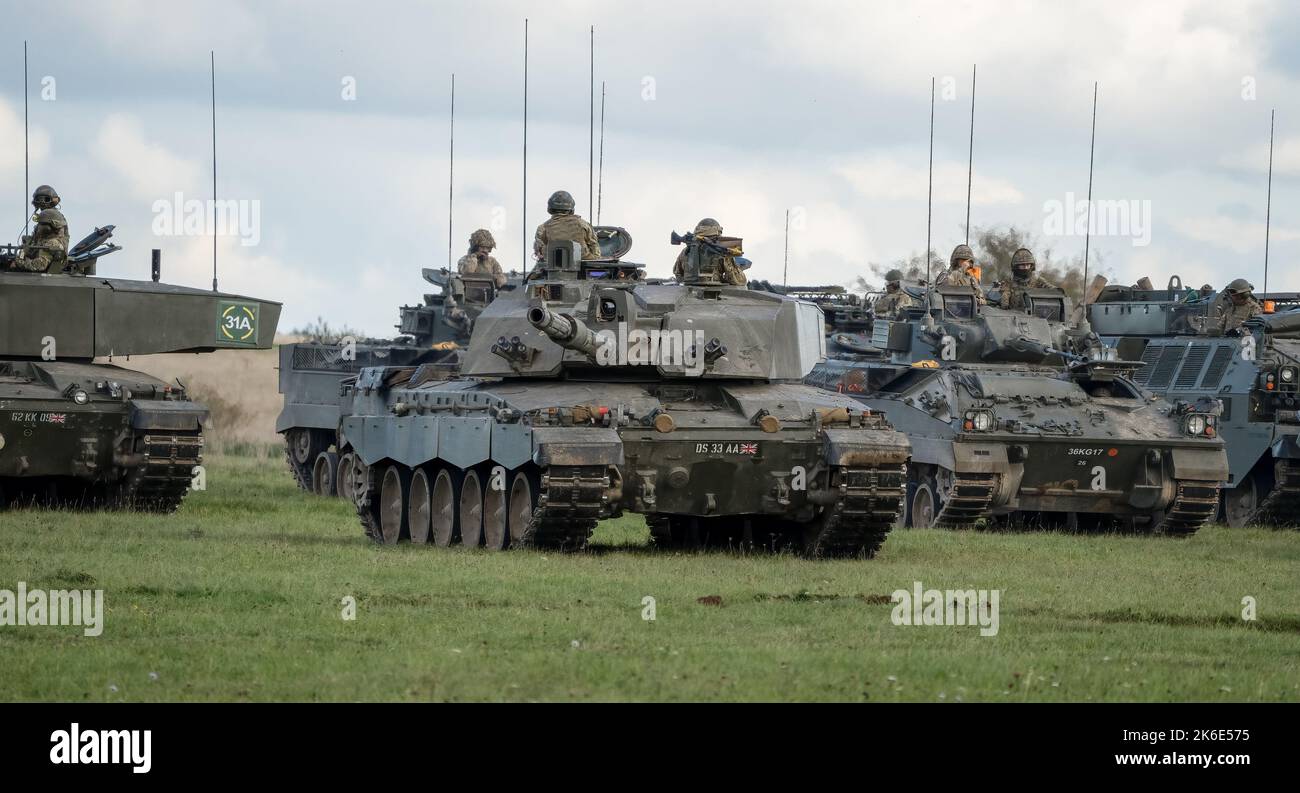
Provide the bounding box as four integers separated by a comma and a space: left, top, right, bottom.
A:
1090, 276, 1300, 526
338, 230, 911, 557
806, 284, 1228, 534
0, 229, 281, 511
277, 265, 507, 498
748, 281, 888, 358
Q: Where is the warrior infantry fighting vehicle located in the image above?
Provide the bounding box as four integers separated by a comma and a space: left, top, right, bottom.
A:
0, 230, 281, 511
339, 232, 911, 557
807, 284, 1228, 534
277, 264, 513, 497
1090, 276, 1300, 526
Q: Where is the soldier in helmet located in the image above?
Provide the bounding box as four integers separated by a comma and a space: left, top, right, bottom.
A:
8, 185, 69, 273
533, 190, 600, 261
1211, 278, 1263, 335
998, 248, 1055, 311
935, 244, 985, 303
672, 217, 747, 285
457, 228, 506, 288
872, 269, 916, 319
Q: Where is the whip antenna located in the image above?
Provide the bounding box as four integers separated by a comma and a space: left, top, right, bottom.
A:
448, 73, 455, 269
1265, 108, 1275, 294
783, 209, 790, 291
965, 64, 975, 245
597, 80, 606, 225
925, 77, 935, 287
23, 40, 29, 237
522, 19, 528, 267
589, 25, 594, 218
210, 50, 219, 292
1082, 82, 1097, 304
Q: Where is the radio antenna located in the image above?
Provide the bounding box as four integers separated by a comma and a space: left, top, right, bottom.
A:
522, 19, 529, 267
589, 25, 594, 219
1082, 81, 1097, 304
448, 73, 455, 270
965, 64, 976, 245
1265, 108, 1275, 294
597, 80, 606, 225
210, 50, 219, 292
23, 40, 30, 237
783, 209, 791, 291
925, 76, 935, 287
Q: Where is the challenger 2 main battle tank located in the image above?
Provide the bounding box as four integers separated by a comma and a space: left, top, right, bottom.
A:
0, 228, 281, 511
1090, 275, 1300, 526
339, 231, 911, 557
806, 284, 1228, 534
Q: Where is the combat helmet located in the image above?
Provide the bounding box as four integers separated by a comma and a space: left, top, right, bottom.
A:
547, 190, 576, 215
469, 228, 496, 251
950, 244, 974, 267
1011, 248, 1036, 278
32, 184, 60, 209
1224, 278, 1254, 295
884, 269, 904, 284
694, 218, 722, 237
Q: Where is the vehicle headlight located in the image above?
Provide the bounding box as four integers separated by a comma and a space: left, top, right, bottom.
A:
964, 410, 995, 432
71, 388, 89, 405
1186, 414, 1206, 436
1282, 367, 1296, 383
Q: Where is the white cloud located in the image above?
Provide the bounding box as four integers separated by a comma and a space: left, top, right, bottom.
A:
0, 97, 51, 176
1171, 214, 1300, 254
838, 156, 1023, 205
1221, 135, 1300, 177
91, 114, 205, 202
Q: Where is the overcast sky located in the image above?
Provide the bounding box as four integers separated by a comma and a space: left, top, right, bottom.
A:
3, 0, 1297, 334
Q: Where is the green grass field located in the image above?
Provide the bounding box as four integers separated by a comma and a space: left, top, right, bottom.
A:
1, 452, 1298, 702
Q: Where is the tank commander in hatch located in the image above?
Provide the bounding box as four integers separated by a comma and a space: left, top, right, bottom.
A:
4, 185, 69, 273
457, 228, 507, 288
672, 218, 747, 285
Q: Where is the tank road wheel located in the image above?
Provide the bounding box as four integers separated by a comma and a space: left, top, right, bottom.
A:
909, 482, 937, 529
312, 451, 339, 497
285, 428, 330, 491
482, 467, 510, 551
339, 452, 365, 502
459, 469, 485, 548
506, 470, 538, 548
378, 464, 410, 544
407, 467, 433, 544
431, 468, 459, 547
1223, 475, 1258, 528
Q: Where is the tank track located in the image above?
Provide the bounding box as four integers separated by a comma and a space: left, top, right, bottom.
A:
804, 463, 907, 558
1150, 480, 1221, 536
513, 465, 607, 550
283, 430, 329, 493
114, 431, 203, 513
934, 472, 1000, 528
1254, 459, 1300, 527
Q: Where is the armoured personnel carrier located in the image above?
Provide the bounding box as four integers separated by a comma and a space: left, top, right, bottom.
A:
0, 228, 281, 511
277, 265, 510, 497
806, 284, 1228, 534
1090, 276, 1300, 526
339, 231, 910, 557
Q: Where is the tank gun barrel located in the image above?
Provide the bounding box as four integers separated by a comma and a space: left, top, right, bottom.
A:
527, 305, 606, 357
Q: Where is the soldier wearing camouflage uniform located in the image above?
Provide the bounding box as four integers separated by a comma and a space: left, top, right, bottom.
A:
672, 218, 747, 285
872, 269, 916, 319
457, 228, 507, 288
533, 190, 600, 261
9, 185, 69, 273
935, 244, 984, 303
1210, 278, 1263, 335
998, 248, 1055, 311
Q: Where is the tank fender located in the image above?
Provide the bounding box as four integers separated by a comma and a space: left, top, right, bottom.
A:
531, 427, 624, 467
952, 442, 1022, 507
129, 400, 208, 431
1168, 446, 1229, 484
275, 403, 339, 434
821, 428, 910, 467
